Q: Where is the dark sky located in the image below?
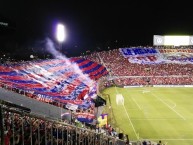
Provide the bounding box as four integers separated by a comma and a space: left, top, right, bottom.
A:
0, 1, 193, 59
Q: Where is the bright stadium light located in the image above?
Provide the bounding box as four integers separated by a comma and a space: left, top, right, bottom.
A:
56, 23, 66, 42
164, 36, 190, 46
154, 35, 193, 46
30, 55, 34, 59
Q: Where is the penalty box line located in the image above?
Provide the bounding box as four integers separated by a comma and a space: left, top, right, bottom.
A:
125, 88, 143, 111
114, 87, 139, 140
151, 92, 186, 120
122, 104, 140, 140
148, 138, 193, 141
131, 118, 184, 121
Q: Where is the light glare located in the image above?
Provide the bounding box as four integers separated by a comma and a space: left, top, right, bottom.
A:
164, 36, 190, 46
56, 24, 66, 42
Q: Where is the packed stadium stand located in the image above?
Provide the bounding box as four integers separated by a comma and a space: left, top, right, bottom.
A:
84, 47, 193, 87
0, 57, 128, 144
1, 46, 193, 144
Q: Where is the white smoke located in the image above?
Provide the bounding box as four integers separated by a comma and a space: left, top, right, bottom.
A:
45, 38, 94, 86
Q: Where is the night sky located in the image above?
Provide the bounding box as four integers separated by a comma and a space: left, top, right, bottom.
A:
0, 1, 193, 59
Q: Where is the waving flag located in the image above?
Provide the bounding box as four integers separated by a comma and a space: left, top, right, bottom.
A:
98, 114, 108, 127
76, 112, 95, 123
0, 58, 108, 109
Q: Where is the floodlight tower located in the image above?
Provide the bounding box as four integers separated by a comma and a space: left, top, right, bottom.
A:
56, 23, 66, 51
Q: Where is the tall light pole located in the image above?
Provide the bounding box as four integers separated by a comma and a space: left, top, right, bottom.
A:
56, 23, 66, 118
56, 23, 66, 51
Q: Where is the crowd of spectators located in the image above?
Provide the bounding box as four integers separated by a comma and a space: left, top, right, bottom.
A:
1, 106, 128, 145
0, 81, 128, 144
2, 46, 193, 144
110, 77, 193, 86
84, 48, 193, 86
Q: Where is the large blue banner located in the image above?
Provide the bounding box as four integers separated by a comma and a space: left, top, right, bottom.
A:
119, 48, 193, 64
120, 47, 158, 57
119, 48, 161, 64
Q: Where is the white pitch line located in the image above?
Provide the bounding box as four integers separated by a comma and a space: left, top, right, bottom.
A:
131, 118, 182, 120
114, 87, 139, 140
125, 88, 142, 110
168, 100, 176, 109
132, 97, 142, 110
172, 103, 176, 109
127, 108, 139, 110
122, 104, 139, 140
148, 138, 193, 141
151, 93, 186, 120
164, 99, 176, 109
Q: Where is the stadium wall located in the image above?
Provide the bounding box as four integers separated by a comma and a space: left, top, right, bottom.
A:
0, 86, 69, 120
97, 76, 193, 90
124, 85, 193, 88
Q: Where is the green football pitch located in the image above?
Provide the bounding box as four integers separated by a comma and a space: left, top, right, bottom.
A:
101, 87, 193, 145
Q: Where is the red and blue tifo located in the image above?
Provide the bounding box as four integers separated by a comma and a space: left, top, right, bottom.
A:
0, 58, 108, 111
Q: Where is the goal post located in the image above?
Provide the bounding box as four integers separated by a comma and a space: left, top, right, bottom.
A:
116, 94, 124, 105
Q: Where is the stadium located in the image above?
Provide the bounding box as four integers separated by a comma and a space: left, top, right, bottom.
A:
1, 32, 193, 145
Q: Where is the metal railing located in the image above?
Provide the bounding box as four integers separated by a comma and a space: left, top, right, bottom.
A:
0, 100, 126, 145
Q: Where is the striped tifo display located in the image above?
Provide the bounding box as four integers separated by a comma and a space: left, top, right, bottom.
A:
0, 58, 108, 109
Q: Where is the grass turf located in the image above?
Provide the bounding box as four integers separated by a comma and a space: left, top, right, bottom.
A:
101, 87, 193, 145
